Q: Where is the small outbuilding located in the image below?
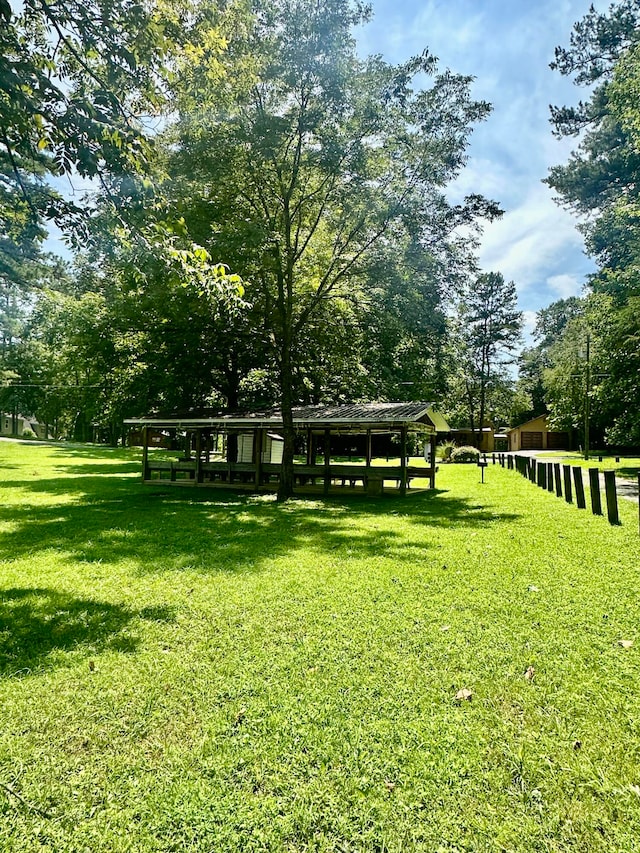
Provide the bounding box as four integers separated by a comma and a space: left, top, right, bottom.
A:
507, 414, 570, 452
124, 402, 450, 496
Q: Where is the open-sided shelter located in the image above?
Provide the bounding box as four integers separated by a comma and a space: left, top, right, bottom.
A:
125, 402, 450, 496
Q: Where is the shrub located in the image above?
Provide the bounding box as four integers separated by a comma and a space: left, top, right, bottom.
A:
450, 445, 480, 463
436, 441, 456, 462
21, 428, 36, 439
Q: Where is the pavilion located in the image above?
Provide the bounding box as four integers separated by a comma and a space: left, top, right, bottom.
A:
124, 402, 450, 496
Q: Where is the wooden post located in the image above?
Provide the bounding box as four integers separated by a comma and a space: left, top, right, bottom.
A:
547, 462, 554, 493
254, 429, 263, 489
604, 470, 620, 525
366, 429, 372, 469
563, 465, 572, 503
323, 429, 331, 496
588, 469, 602, 515
554, 463, 562, 498
429, 432, 437, 489
537, 463, 546, 489
195, 430, 203, 483
530, 458, 537, 483
400, 427, 407, 496
306, 429, 313, 465
572, 466, 586, 509
142, 426, 149, 481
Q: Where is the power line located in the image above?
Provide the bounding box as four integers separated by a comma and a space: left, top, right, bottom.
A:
0, 383, 101, 389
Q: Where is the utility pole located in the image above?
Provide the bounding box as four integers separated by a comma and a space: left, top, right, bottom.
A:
572, 333, 607, 461
584, 334, 590, 461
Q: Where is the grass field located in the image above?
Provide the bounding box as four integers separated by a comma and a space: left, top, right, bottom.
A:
1, 441, 640, 852
536, 451, 640, 481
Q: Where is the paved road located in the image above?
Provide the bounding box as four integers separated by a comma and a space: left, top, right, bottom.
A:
512, 451, 639, 504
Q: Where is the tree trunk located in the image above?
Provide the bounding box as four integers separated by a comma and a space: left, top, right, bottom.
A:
277, 341, 296, 501
465, 377, 476, 438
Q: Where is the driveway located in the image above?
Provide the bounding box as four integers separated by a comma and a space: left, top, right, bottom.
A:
507, 450, 639, 504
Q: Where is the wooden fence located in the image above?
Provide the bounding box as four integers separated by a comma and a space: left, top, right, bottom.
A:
487, 453, 640, 534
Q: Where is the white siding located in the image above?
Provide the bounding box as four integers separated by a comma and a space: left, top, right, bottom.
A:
237, 433, 254, 463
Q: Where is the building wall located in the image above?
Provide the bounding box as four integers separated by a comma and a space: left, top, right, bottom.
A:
446, 429, 495, 453
508, 416, 569, 452
1, 414, 25, 436
238, 432, 284, 464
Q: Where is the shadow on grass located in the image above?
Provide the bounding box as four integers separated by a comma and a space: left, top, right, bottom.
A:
51, 462, 142, 475
0, 588, 176, 677
618, 466, 640, 479
0, 459, 522, 575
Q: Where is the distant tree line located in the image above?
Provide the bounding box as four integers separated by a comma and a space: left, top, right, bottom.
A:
517, 0, 640, 449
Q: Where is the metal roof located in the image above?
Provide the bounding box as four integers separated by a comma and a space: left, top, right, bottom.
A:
124, 402, 450, 432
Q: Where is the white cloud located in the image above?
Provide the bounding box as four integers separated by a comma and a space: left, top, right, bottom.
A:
523, 310, 538, 336
476, 185, 589, 292
547, 273, 583, 299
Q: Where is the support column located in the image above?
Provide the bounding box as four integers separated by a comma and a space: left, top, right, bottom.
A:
323, 429, 331, 496
195, 429, 203, 483
400, 427, 407, 496
255, 429, 263, 489
142, 426, 149, 481
427, 433, 436, 489
366, 430, 372, 469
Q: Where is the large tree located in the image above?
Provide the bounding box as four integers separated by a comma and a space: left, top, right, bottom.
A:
546, 0, 640, 446
455, 272, 522, 439
516, 296, 584, 422
0, 0, 188, 238
158, 0, 500, 497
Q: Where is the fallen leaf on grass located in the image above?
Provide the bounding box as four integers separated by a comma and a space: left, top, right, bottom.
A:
440, 625, 450, 632
455, 687, 473, 702
524, 666, 535, 681
528, 585, 539, 593
619, 640, 634, 649
384, 780, 396, 792
88, 660, 95, 672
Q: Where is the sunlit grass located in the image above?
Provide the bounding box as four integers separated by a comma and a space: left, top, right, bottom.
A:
1, 441, 640, 851
537, 450, 640, 480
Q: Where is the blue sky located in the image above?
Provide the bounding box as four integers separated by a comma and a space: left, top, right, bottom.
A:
359, 0, 609, 336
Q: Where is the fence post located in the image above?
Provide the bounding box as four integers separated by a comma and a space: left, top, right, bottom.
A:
563, 464, 573, 503
530, 458, 537, 483
554, 463, 562, 498
547, 462, 554, 493
573, 467, 586, 509
537, 463, 546, 489
604, 470, 620, 525
588, 468, 602, 516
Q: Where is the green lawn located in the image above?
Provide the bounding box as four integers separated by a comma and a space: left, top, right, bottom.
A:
536, 451, 640, 481
1, 441, 640, 852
